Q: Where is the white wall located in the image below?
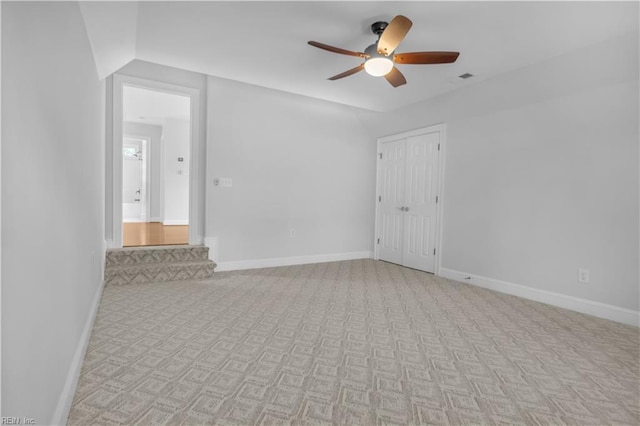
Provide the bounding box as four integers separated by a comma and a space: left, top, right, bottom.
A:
123, 122, 162, 220
162, 118, 190, 224
1, 2, 105, 424
0, 2, 4, 414
206, 77, 376, 267
358, 32, 639, 315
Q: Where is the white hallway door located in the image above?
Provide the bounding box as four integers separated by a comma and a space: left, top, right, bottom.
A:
122, 138, 148, 222
377, 128, 441, 273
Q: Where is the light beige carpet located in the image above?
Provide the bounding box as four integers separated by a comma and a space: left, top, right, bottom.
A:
68, 259, 639, 425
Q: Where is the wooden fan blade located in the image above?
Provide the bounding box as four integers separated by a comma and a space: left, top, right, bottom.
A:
394, 51, 460, 65
328, 64, 364, 80
377, 15, 412, 56
308, 41, 368, 58
384, 67, 407, 87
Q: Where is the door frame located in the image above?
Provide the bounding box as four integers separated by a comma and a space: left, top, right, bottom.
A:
374, 123, 447, 275
109, 74, 203, 248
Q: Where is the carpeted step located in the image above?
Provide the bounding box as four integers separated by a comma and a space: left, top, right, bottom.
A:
105, 245, 216, 286
106, 245, 210, 266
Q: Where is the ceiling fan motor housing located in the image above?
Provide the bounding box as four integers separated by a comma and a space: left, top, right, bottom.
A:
371, 21, 389, 37
365, 43, 389, 58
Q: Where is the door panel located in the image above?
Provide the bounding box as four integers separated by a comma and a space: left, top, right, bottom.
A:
402, 132, 440, 272
378, 139, 405, 265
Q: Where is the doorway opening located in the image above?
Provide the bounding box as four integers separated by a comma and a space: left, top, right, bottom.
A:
121, 85, 191, 247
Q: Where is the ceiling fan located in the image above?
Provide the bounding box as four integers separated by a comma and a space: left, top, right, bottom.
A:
308, 15, 459, 87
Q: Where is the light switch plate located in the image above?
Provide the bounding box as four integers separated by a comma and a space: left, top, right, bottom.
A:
577, 268, 590, 283
219, 178, 232, 187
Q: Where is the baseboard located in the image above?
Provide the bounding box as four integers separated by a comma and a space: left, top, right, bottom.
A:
102, 239, 108, 280
204, 237, 219, 263
162, 220, 188, 226
50, 278, 106, 425
123, 218, 146, 223
150, 216, 160, 222
216, 251, 373, 272
438, 267, 639, 327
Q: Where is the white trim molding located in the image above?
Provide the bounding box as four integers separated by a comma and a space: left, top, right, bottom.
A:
109, 74, 203, 248
162, 220, 189, 226
439, 267, 639, 327
215, 251, 373, 272
50, 278, 106, 425
204, 237, 219, 263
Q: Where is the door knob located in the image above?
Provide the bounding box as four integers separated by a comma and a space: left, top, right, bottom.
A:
405, 207, 410, 212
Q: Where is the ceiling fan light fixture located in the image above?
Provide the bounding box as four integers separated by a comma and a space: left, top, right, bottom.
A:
364, 57, 394, 76
363, 43, 393, 77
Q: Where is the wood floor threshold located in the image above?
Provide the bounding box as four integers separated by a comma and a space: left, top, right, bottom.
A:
123, 221, 189, 247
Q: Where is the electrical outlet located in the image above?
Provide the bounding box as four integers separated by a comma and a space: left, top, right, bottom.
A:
289, 229, 296, 238
577, 268, 590, 283
215, 178, 233, 187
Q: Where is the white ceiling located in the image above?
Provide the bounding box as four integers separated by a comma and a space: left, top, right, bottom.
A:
85, 1, 639, 112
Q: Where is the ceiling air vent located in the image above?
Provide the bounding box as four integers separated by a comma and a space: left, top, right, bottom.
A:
458, 73, 474, 79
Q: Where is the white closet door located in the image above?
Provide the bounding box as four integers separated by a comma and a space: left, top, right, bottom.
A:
378, 139, 405, 265
402, 132, 440, 272
376, 127, 442, 274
